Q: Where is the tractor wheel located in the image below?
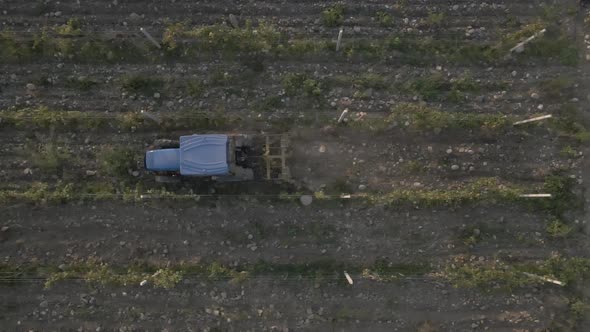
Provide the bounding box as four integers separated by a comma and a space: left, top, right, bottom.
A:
155, 175, 181, 183
152, 139, 179, 149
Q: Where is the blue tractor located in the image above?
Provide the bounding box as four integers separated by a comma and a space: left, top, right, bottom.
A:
144, 134, 290, 183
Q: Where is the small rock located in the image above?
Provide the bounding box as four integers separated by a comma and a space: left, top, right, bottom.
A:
131, 171, 140, 177
358, 184, 367, 191
153, 92, 160, 99
26, 83, 36, 91
446, 148, 453, 154
537, 104, 544, 110
23, 168, 32, 175
1, 226, 9, 232
129, 13, 141, 21
531, 92, 539, 99
451, 165, 460, 171
228, 14, 240, 28
511, 71, 517, 77
40, 301, 48, 308
140, 280, 148, 286
318, 144, 326, 153
300, 195, 313, 206
86, 170, 97, 176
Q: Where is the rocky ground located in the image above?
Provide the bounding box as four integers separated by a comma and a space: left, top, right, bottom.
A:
0, 0, 589, 331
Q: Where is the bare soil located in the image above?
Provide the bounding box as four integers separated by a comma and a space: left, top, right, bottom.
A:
0, 0, 589, 331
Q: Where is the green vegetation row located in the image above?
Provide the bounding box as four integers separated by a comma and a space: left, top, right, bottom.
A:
345, 103, 589, 142
0, 20, 577, 65
0, 258, 428, 289
1, 255, 588, 293
0, 107, 240, 132
0, 175, 577, 215
3, 104, 587, 139
444, 254, 590, 291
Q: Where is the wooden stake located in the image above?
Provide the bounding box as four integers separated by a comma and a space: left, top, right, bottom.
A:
337, 108, 349, 123
509, 29, 546, 54
522, 272, 565, 286
513, 114, 552, 125
344, 271, 353, 285
140, 27, 161, 49
336, 28, 343, 52
141, 110, 162, 124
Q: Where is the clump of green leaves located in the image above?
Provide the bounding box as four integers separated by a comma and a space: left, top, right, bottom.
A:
302, 78, 322, 97
550, 105, 590, 142
28, 143, 72, 174
188, 21, 280, 53
362, 258, 431, 281
186, 80, 204, 97
375, 11, 393, 27
560, 146, 578, 158
282, 73, 306, 95
282, 73, 323, 97
389, 103, 510, 132
121, 75, 164, 95
540, 77, 575, 101
65, 76, 98, 91
322, 5, 344, 27
252, 95, 283, 112
546, 220, 573, 238
355, 73, 388, 90
365, 177, 523, 208
98, 147, 136, 177
571, 300, 590, 319
44, 261, 184, 289
425, 12, 445, 26
162, 22, 186, 52
444, 255, 590, 291
55, 18, 82, 35
406, 73, 445, 100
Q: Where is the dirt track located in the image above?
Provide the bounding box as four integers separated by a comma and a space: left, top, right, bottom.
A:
1, 0, 589, 331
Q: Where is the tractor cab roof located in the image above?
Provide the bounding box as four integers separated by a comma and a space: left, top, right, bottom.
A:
179, 134, 230, 176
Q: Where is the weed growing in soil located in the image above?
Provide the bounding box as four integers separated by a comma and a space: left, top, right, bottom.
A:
98, 147, 136, 177
444, 255, 590, 291
322, 5, 345, 27
186, 80, 205, 97
425, 12, 445, 26
55, 18, 82, 36
387, 103, 510, 132
282, 73, 323, 97
121, 75, 164, 95
24, 258, 431, 289
536, 174, 581, 217
375, 11, 393, 27
364, 177, 522, 208
540, 77, 575, 101
355, 73, 388, 90
28, 143, 72, 174
550, 105, 590, 142
546, 219, 573, 238
65, 76, 99, 91
252, 95, 283, 113
570, 300, 590, 319
187, 21, 281, 54
560, 146, 578, 159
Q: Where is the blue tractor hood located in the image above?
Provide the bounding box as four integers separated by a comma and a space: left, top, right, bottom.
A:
145, 149, 181, 172
179, 134, 230, 176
